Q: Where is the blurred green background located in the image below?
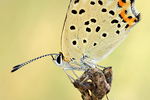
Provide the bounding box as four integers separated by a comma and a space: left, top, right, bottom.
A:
0, 0, 148, 100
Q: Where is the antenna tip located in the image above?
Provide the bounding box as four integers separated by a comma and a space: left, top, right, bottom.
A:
11, 68, 19, 73
11, 64, 22, 73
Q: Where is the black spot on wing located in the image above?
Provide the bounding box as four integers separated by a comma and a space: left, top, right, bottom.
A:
96, 26, 101, 32
91, 18, 96, 23
83, 39, 87, 43
117, 24, 121, 28
93, 43, 97, 46
85, 21, 90, 25
74, 0, 79, 4
116, 30, 120, 34
98, 0, 103, 5
70, 25, 76, 30
111, 19, 119, 24
122, 19, 126, 23
130, 0, 134, 4
90, 1, 95, 5
125, 10, 127, 14
79, 9, 85, 14
102, 33, 107, 37
119, 14, 123, 19
71, 10, 77, 14
128, 16, 133, 19
86, 27, 91, 32
102, 8, 107, 12
72, 40, 77, 45
122, 0, 126, 3
125, 24, 129, 28
109, 10, 115, 16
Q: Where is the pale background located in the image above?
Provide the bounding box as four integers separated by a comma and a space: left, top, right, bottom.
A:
0, 0, 148, 100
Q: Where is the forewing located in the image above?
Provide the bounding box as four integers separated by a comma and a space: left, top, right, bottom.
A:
61, 0, 140, 61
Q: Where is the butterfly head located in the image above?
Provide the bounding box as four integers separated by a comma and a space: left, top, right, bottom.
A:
51, 52, 64, 67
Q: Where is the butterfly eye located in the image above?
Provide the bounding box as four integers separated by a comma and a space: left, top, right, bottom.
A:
56, 55, 61, 64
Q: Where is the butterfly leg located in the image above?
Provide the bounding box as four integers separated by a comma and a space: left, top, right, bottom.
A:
79, 75, 89, 84
63, 68, 76, 83
95, 64, 106, 69
67, 62, 85, 78
72, 70, 79, 78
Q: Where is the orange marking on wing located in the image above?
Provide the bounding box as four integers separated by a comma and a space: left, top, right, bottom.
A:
123, 16, 131, 23
118, 1, 137, 29
120, 2, 133, 23
119, 2, 130, 22
127, 18, 136, 29
120, 9, 126, 19
120, 9, 130, 22
118, 0, 126, 7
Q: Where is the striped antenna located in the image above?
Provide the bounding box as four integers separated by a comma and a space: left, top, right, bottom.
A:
11, 53, 58, 73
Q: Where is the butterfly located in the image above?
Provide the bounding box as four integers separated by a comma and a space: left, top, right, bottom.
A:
11, 0, 140, 82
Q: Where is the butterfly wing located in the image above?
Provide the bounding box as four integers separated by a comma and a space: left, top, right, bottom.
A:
61, 0, 140, 62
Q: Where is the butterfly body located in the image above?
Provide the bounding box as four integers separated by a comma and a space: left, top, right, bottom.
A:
54, 53, 96, 71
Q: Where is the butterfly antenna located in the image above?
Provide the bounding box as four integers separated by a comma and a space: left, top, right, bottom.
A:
11, 54, 57, 73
